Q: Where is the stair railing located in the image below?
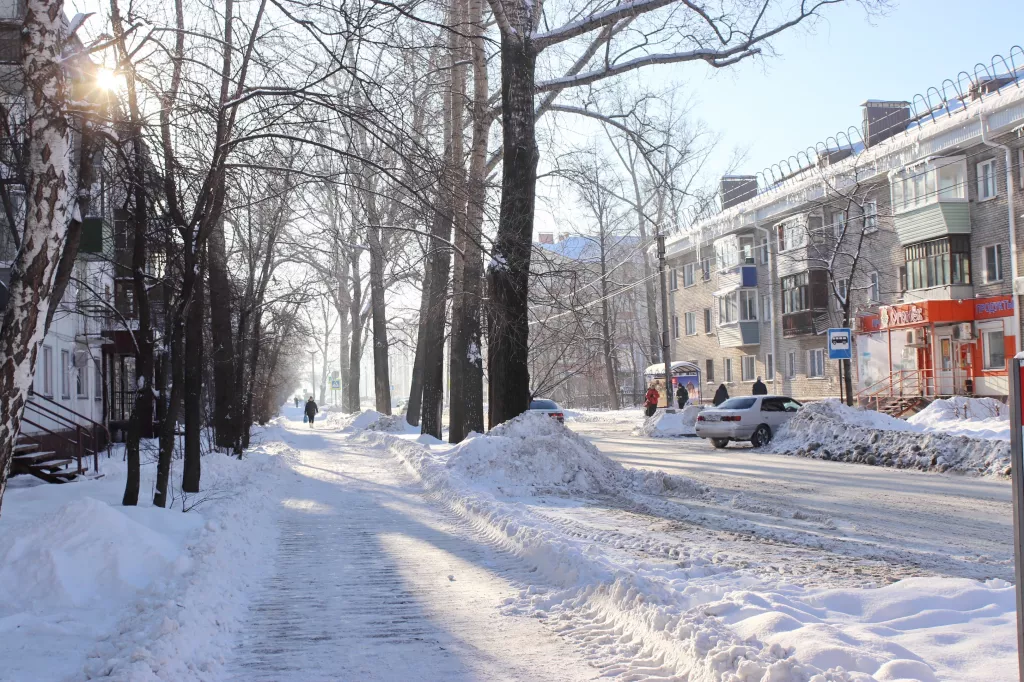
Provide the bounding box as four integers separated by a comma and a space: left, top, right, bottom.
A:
26, 392, 110, 460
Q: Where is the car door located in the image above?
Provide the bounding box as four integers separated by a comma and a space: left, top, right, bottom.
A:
759, 398, 786, 428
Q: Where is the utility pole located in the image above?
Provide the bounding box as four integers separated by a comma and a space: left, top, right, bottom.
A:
657, 234, 673, 412
309, 350, 316, 399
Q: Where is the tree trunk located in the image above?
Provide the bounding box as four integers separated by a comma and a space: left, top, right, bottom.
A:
347, 254, 363, 412
406, 260, 432, 427
420, 206, 452, 439
154, 301, 184, 508
368, 225, 392, 414
182, 256, 204, 494
487, 27, 537, 428
0, 0, 74, 515
208, 217, 235, 448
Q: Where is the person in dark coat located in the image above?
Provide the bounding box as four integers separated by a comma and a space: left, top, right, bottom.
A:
751, 376, 768, 395
676, 382, 689, 409
304, 396, 319, 427
713, 383, 729, 406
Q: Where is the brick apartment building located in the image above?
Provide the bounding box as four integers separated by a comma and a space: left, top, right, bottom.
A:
665, 61, 1024, 406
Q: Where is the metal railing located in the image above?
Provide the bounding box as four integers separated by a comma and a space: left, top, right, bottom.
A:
855, 368, 937, 412
23, 392, 110, 473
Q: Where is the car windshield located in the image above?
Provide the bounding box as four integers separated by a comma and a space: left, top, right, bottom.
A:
530, 399, 559, 410
717, 397, 757, 410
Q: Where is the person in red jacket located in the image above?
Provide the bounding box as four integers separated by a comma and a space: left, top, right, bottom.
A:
644, 385, 660, 417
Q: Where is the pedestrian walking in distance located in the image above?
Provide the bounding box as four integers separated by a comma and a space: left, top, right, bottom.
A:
676, 382, 689, 410
751, 376, 767, 395
305, 396, 319, 427
713, 383, 729, 406
644, 384, 660, 418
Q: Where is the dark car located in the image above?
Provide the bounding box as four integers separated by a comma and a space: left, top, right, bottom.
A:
529, 399, 565, 423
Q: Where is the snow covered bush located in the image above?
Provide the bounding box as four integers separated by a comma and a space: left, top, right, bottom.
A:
908, 396, 1009, 440
768, 400, 1010, 477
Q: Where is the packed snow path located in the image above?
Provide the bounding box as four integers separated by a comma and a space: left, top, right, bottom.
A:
570, 419, 1013, 582
225, 420, 598, 682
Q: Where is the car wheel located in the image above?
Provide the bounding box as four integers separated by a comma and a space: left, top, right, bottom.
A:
751, 424, 772, 448
711, 438, 729, 449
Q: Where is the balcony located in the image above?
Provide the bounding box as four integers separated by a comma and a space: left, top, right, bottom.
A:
782, 310, 829, 338
891, 157, 970, 245
893, 202, 970, 246
718, 321, 760, 347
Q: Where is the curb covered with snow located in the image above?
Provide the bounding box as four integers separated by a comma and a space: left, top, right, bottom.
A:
768, 401, 1010, 477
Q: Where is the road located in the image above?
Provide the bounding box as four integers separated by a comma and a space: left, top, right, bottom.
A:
568, 418, 1014, 584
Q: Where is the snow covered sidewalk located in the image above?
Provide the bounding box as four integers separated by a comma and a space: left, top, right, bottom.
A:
223, 421, 598, 682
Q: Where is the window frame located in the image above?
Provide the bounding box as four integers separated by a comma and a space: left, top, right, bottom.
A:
60, 349, 71, 399
672, 314, 680, 339
41, 345, 53, 397
869, 271, 880, 303
977, 159, 998, 201
93, 358, 103, 401
670, 267, 679, 291
700, 258, 711, 281
837, 278, 849, 305
682, 262, 695, 288
787, 351, 797, 379
983, 244, 1003, 284
705, 358, 715, 383
982, 328, 1006, 370
765, 353, 774, 380
724, 358, 733, 383
761, 294, 772, 322
807, 348, 825, 378
76, 358, 88, 399
863, 201, 878, 233
758, 237, 769, 265
684, 311, 697, 336
741, 355, 756, 382
904, 235, 972, 290
703, 307, 713, 334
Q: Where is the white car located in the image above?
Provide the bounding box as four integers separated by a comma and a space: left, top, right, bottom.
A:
695, 395, 802, 448
529, 398, 565, 423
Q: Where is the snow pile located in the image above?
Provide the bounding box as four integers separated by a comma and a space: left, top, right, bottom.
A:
0, 432, 290, 682
564, 407, 645, 424
769, 400, 1010, 476
908, 396, 1009, 441
634, 404, 703, 437
321, 409, 384, 432
366, 412, 421, 434
444, 412, 706, 497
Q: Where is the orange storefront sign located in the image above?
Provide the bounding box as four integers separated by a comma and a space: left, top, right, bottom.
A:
873, 295, 1014, 329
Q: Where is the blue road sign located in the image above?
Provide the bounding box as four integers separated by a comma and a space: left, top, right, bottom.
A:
827, 328, 852, 360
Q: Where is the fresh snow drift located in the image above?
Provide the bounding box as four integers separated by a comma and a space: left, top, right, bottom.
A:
768, 400, 1010, 476
908, 396, 1010, 441
634, 404, 702, 437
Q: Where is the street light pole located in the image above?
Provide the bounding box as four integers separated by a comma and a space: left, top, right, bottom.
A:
309, 350, 316, 400
657, 234, 672, 412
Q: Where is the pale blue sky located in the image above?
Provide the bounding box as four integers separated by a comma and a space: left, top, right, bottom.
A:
682, 0, 1024, 179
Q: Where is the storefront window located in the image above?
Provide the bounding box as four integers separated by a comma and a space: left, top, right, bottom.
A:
983, 329, 1005, 370
904, 236, 971, 290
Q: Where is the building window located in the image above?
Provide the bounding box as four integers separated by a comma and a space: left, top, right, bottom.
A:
61, 349, 71, 399
1019, 149, 1024, 190
740, 290, 758, 321
684, 311, 696, 336
898, 266, 908, 294
703, 308, 713, 334
718, 291, 738, 324
94, 358, 103, 401
741, 355, 756, 382
670, 268, 679, 291
40, 345, 53, 396
739, 236, 755, 264
894, 159, 968, 210
977, 159, 998, 200
808, 349, 825, 378
76, 358, 87, 398
904, 236, 971, 290
837, 278, 849, 305
761, 294, 772, 321
700, 258, 711, 281
705, 358, 714, 383
983, 329, 1005, 370
683, 262, 695, 288
831, 211, 847, 240
869, 271, 880, 302
787, 351, 797, 379
718, 290, 758, 325
765, 353, 774, 380
775, 220, 806, 253
724, 358, 733, 383
672, 314, 680, 339
863, 201, 878, 232
984, 244, 1003, 283
781, 272, 810, 314
758, 237, 769, 264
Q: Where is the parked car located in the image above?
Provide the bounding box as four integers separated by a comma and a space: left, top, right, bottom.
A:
694, 395, 802, 448
529, 398, 565, 423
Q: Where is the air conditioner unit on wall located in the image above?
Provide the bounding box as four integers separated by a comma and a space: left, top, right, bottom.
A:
906, 329, 926, 347
953, 322, 973, 341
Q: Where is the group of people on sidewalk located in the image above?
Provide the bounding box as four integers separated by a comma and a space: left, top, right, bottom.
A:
643, 376, 767, 417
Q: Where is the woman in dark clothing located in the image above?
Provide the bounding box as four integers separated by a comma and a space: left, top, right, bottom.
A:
713, 384, 729, 406
676, 383, 689, 409
304, 396, 319, 427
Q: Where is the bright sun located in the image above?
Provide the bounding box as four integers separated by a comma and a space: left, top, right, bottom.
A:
96, 67, 119, 91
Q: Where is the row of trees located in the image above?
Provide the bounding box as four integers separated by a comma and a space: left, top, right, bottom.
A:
0, 0, 875, 515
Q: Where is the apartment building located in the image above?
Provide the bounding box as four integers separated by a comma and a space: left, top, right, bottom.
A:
666, 60, 1024, 404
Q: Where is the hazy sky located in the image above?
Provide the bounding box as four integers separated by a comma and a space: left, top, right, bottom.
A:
681, 0, 1024, 179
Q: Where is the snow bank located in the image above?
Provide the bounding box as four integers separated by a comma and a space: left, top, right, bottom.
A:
634, 405, 703, 437
366, 412, 421, 434
445, 412, 705, 497
0, 432, 290, 682
769, 400, 1010, 477
565, 407, 645, 424
354, 418, 1015, 681
908, 396, 1009, 441
321, 409, 383, 432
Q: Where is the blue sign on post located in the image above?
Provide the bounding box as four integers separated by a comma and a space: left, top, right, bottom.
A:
827, 328, 852, 360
